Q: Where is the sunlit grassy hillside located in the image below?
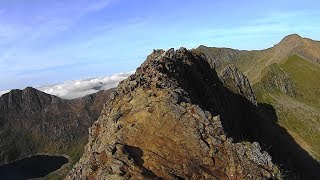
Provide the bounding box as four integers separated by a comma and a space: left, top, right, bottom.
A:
255, 55, 320, 160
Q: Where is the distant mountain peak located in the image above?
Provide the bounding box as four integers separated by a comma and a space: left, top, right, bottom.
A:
277, 34, 304, 48
274, 34, 320, 65
23, 86, 37, 91
283, 33, 302, 39
5, 86, 42, 96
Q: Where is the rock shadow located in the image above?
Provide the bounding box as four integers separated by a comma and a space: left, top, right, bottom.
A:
123, 145, 158, 178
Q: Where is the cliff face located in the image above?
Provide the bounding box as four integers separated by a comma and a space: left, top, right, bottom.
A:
0, 87, 114, 165
67, 48, 281, 179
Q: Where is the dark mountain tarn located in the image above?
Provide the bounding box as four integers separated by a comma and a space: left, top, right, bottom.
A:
0, 155, 68, 179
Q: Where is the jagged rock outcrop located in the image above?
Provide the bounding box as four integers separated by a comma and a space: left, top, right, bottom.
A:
0, 87, 114, 165
259, 64, 296, 96
67, 48, 281, 179
220, 64, 257, 105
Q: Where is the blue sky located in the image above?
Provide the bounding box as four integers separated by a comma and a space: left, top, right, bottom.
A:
0, 0, 319, 90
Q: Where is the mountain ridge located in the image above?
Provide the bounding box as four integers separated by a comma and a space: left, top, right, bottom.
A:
197, 34, 320, 83
0, 34, 319, 179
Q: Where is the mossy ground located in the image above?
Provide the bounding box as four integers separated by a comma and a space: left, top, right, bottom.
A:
281, 55, 320, 109
42, 140, 87, 179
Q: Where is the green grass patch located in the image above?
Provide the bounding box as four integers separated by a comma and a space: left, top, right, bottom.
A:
280, 55, 320, 109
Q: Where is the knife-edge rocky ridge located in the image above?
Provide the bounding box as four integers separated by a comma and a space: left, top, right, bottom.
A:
67, 48, 281, 179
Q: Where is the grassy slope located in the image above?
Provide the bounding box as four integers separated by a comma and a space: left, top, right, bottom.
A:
44, 139, 88, 180
282, 55, 320, 109
254, 55, 320, 160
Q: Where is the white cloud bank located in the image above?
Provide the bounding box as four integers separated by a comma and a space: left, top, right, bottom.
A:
0, 90, 9, 97
0, 71, 134, 99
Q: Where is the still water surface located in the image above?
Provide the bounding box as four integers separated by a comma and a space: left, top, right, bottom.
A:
0, 155, 68, 179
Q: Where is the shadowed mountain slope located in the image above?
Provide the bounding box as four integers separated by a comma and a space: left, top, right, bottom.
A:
0, 87, 114, 167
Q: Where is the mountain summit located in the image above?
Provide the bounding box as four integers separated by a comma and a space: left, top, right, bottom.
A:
271, 34, 320, 65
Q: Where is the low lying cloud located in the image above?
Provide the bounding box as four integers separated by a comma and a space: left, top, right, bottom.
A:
0, 90, 9, 97
0, 71, 133, 99
39, 72, 133, 99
